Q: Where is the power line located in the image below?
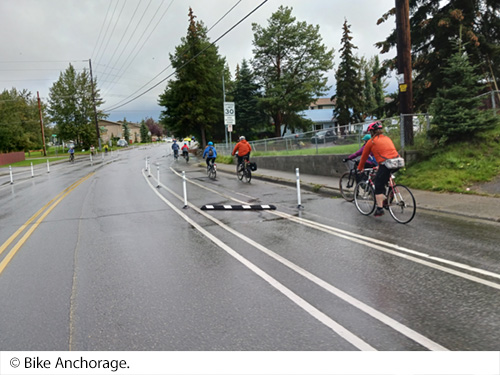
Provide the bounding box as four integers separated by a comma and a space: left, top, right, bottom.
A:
99, 0, 172, 97
105, 0, 266, 113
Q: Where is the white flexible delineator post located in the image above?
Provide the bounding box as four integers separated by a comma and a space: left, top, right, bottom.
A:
296, 168, 302, 209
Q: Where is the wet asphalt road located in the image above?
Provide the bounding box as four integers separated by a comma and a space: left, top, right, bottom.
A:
0, 145, 499, 351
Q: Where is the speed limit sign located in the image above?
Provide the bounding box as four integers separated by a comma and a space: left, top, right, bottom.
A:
224, 102, 235, 126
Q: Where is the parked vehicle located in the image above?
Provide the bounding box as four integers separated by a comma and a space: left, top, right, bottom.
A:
311, 129, 337, 144
117, 139, 128, 147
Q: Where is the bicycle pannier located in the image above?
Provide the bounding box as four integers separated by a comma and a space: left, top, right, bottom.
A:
250, 162, 258, 171
383, 157, 405, 169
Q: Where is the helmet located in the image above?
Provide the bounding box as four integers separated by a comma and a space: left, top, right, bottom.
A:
239, 136, 245, 140
362, 134, 371, 142
184, 142, 187, 145
173, 139, 177, 142
367, 121, 383, 133
208, 141, 213, 146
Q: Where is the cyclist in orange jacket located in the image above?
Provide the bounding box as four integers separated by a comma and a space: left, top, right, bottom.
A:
358, 121, 399, 217
232, 136, 252, 167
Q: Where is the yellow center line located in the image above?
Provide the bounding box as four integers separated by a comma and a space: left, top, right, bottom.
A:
0, 173, 94, 275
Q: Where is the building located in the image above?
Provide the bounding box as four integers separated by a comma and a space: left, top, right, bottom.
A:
301, 97, 337, 131
98, 119, 142, 144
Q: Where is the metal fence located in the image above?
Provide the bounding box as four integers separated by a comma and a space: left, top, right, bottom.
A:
215, 90, 499, 154
215, 114, 432, 155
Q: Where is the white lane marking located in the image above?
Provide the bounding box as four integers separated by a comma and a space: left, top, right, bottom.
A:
177, 170, 500, 288
143, 169, 375, 351
154, 174, 448, 351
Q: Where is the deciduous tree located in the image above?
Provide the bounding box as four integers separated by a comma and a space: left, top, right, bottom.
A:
48, 63, 105, 148
251, 6, 334, 137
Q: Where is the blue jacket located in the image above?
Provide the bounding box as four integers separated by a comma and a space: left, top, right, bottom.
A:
202, 146, 217, 158
171, 142, 179, 151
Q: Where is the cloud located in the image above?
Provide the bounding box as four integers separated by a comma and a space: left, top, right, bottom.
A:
0, 0, 397, 123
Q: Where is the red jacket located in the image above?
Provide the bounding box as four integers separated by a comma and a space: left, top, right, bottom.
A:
232, 140, 252, 156
358, 134, 398, 171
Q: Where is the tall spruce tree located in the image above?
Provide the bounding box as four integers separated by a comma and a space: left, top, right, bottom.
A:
252, 6, 334, 137
333, 19, 364, 127
230, 59, 267, 140
429, 49, 498, 144
158, 8, 226, 147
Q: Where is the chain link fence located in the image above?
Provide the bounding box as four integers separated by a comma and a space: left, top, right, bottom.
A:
214, 90, 499, 155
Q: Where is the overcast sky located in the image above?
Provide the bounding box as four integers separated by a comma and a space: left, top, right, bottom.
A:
0, 0, 397, 123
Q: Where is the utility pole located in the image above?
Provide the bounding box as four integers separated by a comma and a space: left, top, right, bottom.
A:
89, 59, 102, 151
37, 91, 47, 157
395, 0, 414, 147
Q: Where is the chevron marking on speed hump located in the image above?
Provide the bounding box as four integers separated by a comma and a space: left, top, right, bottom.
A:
201, 204, 276, 211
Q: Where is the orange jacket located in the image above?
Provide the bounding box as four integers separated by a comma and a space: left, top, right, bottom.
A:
232, 140, 252, 156
358, 134, 399, 171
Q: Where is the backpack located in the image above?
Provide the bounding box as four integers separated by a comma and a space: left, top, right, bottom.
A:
208, 147, 214, 157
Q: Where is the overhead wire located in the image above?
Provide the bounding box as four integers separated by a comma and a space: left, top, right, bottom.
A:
105, 0, 263, 113
104, 0, 243, 108
99, 0, 171, 97
98, 0, 144, 88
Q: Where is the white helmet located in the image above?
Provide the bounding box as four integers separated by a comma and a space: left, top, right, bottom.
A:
239, 136, 245, 140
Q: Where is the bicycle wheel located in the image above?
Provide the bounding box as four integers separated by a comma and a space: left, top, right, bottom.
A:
243, 167, 252, 183
339, 172, 356, 202
208, 165, 216, 180
354, 181, 376, 215
387, 184, 416, 224
237, 164, 244, 180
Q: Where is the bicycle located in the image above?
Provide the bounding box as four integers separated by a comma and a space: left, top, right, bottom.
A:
339, 159, 359, 201
173, 150, 179, 161
236, 156, 252, 183
182, 150, 189, 163
354, 168, 416, 224
69, 153, 75, 163
207, 159, 217, 180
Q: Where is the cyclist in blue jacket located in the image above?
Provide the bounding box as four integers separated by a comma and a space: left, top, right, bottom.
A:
171, 140, 180, 159
202, 141, 217, 169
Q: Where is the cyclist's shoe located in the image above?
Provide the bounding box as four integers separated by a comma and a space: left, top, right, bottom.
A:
374, 207, 385, 217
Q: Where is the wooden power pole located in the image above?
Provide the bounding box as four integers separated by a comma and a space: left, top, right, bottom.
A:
37, 91, 47, 157
395, 0, 414, 147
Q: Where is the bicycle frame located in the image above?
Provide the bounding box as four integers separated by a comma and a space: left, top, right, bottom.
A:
354, 168, 416, 224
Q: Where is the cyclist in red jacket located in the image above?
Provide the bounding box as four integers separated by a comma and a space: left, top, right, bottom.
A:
358, 121, 399, 217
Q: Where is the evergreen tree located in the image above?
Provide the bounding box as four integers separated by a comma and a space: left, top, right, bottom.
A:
360, 57, 377, 119
252, 6, 334, 137
372, 55, 387, 119
230, 59, 267, 139
122, 119, 130, 142
333, 19, 364, 127
158, 8, 226, 147
48, 63, 105, 148
377, 0, 500, 111
140, 121, 149, 143
429, 50, 498, 144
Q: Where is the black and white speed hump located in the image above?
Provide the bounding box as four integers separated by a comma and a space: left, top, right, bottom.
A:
201, 204, 276, 211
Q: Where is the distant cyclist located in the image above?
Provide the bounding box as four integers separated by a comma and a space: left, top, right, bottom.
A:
181, 142, 189, 160
171, 139, 179, 159
68, 146, 75, 162
203, 141, 217, 168
358, 121, 399, 217
232, 136, 252, 168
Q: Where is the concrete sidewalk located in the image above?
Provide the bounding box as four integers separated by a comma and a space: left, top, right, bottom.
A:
213, 162, 500, 223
